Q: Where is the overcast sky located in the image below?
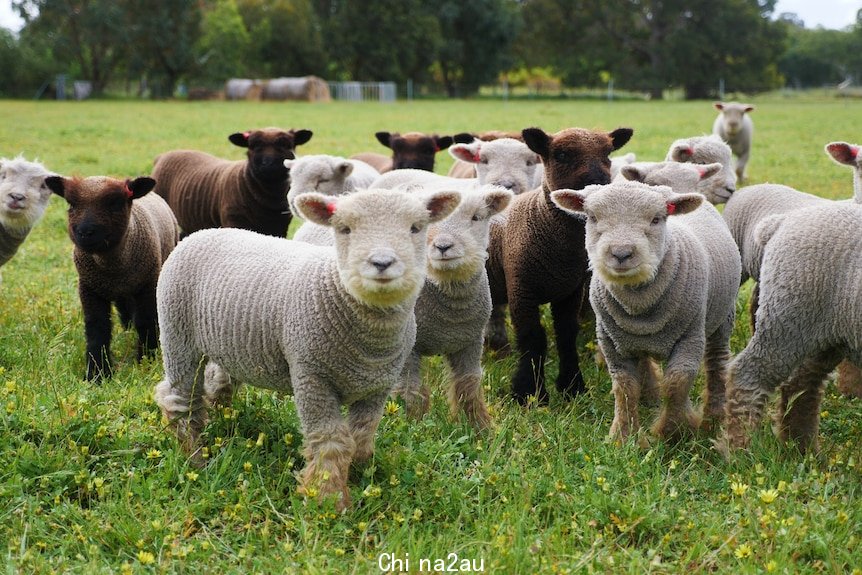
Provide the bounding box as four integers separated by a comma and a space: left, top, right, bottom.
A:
0, 0, 859, 33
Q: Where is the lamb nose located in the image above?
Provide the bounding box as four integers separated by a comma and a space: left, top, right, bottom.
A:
612, 247, 634, 264
435, 241, 453, 254
10, 193, 25, 202
371, 256, 395, 272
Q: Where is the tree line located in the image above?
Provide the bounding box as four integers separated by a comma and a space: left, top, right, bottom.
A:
1, 0, 861, 99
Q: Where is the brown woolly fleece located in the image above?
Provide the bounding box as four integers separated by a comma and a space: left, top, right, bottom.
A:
152, 127, 311, 237
350, 131, 459, 174
485, 126, 633, 403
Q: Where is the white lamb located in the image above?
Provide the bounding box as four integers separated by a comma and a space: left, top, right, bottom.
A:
665, 134, 737, 204
0, 156, 54, 280
393, 185, 513, 429
721, 202, 862, 454
447, 137, 544, 195
154, 187, 461, 510
712, 102, 754, 181
284, 154, 380, 216
552, 180, 741, 440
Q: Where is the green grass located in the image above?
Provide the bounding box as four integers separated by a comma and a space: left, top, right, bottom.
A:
1, 96, 861, 574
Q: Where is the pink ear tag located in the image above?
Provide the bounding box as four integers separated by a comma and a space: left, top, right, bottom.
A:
666, 202, 676, 215
472, 153, 481, 163
326, 202, 337, 215
852, 145, 860, 159
243, 131, 251, 139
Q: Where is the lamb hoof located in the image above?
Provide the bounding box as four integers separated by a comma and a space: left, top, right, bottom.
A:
555, 370, 585, 400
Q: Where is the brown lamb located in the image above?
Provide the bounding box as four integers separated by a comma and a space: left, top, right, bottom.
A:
46, 175, 179, 381
152, 127, 312, 237
351, 131, 461, 173
485, 126, 634, 404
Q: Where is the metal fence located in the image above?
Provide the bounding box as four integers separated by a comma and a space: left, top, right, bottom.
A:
328, 81, 396, 102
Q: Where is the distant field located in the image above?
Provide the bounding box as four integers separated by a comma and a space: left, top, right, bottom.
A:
0, 97, 860, 574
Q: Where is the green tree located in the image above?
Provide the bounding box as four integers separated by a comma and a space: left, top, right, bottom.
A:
323, 0, 441, 84
125, 0, 202, 97
196, 0, 251, 84
13, 0, 130, 95
778, 19, 860, 88
238, 0, 328, 78
434, 0, 521, 97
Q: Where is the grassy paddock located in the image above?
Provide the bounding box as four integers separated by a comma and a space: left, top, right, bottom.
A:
0, 97, 860, 574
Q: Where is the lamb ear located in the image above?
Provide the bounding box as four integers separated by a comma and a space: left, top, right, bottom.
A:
425, 190, 461, 223
714, 102, 725, 111
375, 131, 393, 149
482, 186, 514, 216
670, 145, 694, 162
292, 129, 313, 146
293, 192, 337, 226
697, 163, 723, 180
743, 105, 755, 113
609, 127, 634, 151
336, 161, 354, 177
45, 175, 67, 198
228, 132, 250, 148
127, 177, 156, 199
666, 192, 703, 216
434, 135, 454, 151
522, 127, 551, 158
825, 142, 859, 166
620, 165, 647, 182
550, 189, 588, 214
452, 132, 476, 144
449, 142, 481, 164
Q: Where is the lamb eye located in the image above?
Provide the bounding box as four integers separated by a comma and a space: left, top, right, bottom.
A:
338, 226, 350, 235
480, 157, 489, 164
588, 214, 597, 223
651, 216, 661, 225
553, 151, 570, 162
410, 224, 422, 234
471, 214, 482, 222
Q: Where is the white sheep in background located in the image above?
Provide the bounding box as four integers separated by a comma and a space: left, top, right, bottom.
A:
712, 102, 754, 181
446, 137, 544, 195
552, 180, 740, 440
154, 188, 460, 510
284, 154, 380, 215
720, 202, 862, 454
393, 185, 513, 429
609, 152, 637, 180
0, 156, 54, 279
665, 134, 737, 203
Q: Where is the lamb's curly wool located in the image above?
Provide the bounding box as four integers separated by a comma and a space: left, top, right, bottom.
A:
154, 188, 460, 510
721, 203, 862, 453
0, 156, 53, 271
552, 180, 741, 440
393, 185, 513, 429
665, 134, 737, 204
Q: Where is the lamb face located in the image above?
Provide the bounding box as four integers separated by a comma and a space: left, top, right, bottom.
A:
553, 182, 702, 287
229, 127, 313, 184
449, 138, 542, 195
0, 157, 53, 231
666, 135, 737, 203
294, 188, 461, 308
714, 102, 753, 137
426, 185, 512, 283
47, 176, 155, 254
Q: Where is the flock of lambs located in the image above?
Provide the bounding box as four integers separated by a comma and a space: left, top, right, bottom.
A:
1, 101, 860, 510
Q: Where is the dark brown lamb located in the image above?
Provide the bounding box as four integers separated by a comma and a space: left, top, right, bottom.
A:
46, 175, 179, 381
351, 131, 460, 173
152, 127, 312, 237
485, 126, 634, 404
